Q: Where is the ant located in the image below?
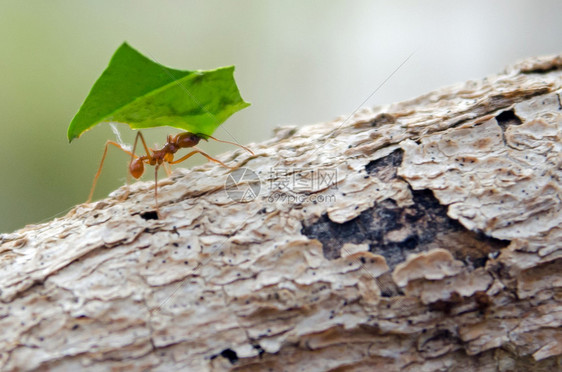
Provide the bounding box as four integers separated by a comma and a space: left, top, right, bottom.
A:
87, 131, 254, 212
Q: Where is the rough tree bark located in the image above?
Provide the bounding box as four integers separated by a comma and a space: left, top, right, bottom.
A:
1, 54, 561, 372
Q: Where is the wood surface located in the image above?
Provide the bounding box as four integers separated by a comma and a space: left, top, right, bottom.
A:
0, 54, 561, 371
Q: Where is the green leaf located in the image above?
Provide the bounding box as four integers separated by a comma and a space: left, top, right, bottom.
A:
68, 42, 250, 142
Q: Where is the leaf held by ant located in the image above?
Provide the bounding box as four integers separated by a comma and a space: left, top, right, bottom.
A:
67, 42, 250, 141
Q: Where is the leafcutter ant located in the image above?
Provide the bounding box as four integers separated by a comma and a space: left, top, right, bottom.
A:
87, 131, 253, 212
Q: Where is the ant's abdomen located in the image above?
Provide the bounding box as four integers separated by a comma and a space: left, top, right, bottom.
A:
129, 157, 145, 179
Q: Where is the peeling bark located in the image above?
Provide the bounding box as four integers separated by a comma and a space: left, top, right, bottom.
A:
1, 54, 561, 371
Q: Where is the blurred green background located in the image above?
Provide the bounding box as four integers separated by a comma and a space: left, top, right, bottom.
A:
1, 1, 561, 233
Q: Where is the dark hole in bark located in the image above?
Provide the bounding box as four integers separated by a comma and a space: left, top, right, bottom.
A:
496, 109, 522, 131
140, 211, 159, 220
252, 343, 265, 357
302, 188, 509, 271
520, 64, 562, 74
365, 149, 404, 180
370, 112, 396, 127
220, 348, 239, 364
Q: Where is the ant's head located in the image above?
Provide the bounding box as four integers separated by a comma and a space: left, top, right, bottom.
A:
129, 157, 145, 179
175, 132, 202, 148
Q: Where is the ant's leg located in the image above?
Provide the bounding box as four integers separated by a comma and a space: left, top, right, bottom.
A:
168, 150, 198, 164
88, 141, 137, 203
154, 164, 160, 214
207, 135, 254, 155
130, 131, 152, 170
169, 148, 233, 169
193, 146, 235, 168
138, 131, 151, 154
163, 163, 172, 177
120, 131, 154, 202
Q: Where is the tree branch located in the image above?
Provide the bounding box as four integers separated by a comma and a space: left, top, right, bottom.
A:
1, 54, 561, 371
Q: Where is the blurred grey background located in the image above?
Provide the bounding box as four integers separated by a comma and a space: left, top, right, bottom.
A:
0, 1, 561, 233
